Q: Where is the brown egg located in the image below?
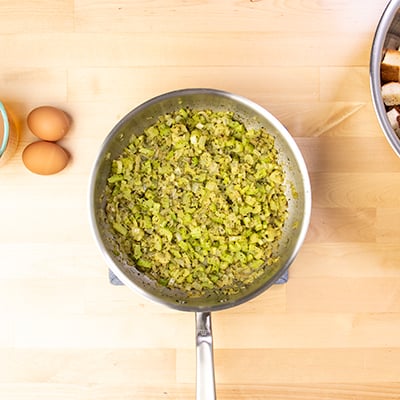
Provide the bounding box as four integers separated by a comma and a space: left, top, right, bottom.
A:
22, 141, 69, 175
27, 106, 71, 141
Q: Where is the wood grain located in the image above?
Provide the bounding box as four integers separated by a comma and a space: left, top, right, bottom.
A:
2, 0, 400, 399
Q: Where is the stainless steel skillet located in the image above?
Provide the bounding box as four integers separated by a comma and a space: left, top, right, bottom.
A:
89, 88, 311, 399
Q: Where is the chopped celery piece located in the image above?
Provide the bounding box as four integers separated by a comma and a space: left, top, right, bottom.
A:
113, 222, 127, 236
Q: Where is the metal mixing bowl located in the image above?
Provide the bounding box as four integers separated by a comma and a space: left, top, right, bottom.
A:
371, 0, 400, 156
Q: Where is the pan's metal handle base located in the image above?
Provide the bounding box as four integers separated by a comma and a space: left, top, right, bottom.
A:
195, 311, 216, 400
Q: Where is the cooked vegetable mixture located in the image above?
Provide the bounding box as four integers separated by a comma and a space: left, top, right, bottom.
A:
104, 108, 288, 296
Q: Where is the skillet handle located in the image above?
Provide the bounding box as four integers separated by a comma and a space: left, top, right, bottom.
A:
195, 311, 216, 400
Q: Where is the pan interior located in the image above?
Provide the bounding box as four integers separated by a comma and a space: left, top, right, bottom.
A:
89, 89, 311, 312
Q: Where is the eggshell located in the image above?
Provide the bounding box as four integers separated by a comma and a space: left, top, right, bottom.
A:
27, 106, 71, 141
22, 141, 69, 175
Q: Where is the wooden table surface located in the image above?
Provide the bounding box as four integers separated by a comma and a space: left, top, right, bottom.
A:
2, 1, 400, 399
